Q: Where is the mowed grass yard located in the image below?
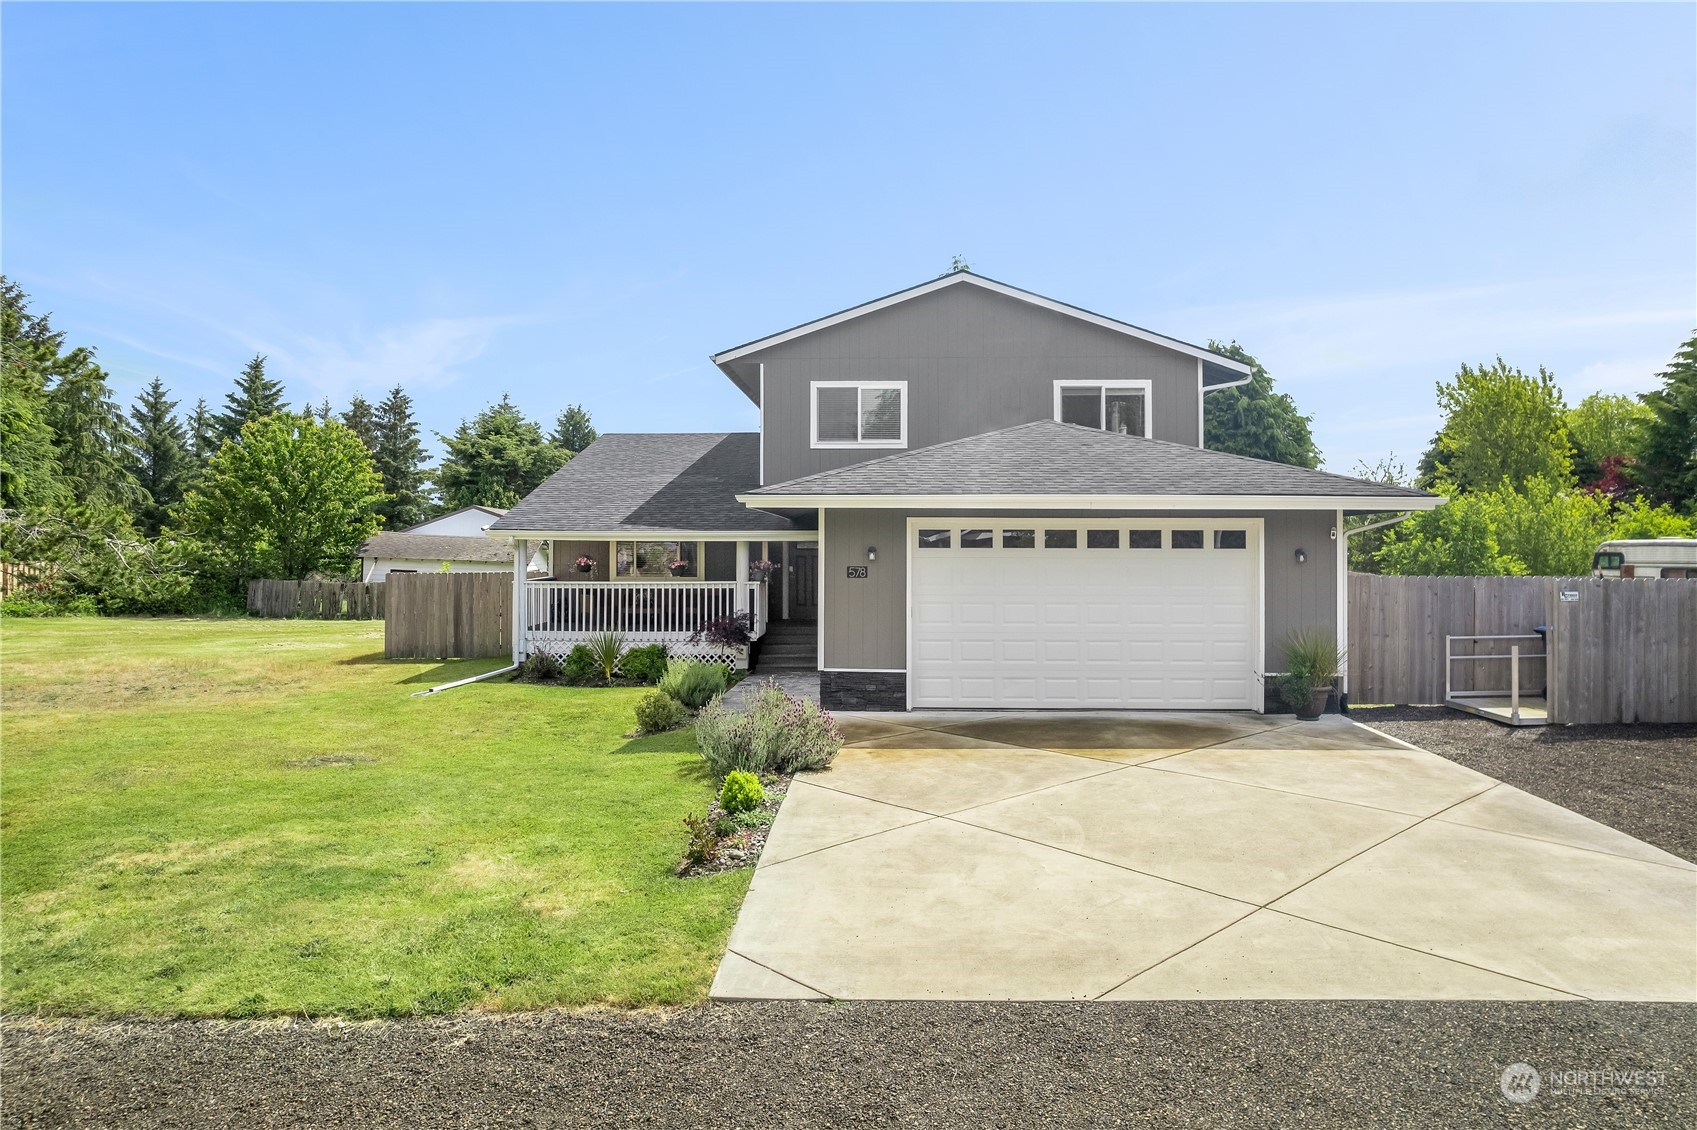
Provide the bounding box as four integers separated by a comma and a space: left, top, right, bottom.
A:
1, 617, 749, 1018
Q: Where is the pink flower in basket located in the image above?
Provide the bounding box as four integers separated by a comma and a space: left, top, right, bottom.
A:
574, 555, 596, 573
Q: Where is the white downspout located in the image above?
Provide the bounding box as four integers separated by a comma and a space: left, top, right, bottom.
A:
511, 538, 528, 663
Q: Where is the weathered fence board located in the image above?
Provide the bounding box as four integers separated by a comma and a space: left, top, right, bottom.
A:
384, 572, 511, 659
246, 579, 385, 620
1546, 576, 1697, 724
1348, 573, 1697, 724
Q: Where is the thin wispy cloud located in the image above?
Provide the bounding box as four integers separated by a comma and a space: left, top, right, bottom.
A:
259, 315, 525, 399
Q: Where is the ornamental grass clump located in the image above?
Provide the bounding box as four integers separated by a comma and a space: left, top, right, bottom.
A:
695, 680, 842, 778
658, 659, 728, 709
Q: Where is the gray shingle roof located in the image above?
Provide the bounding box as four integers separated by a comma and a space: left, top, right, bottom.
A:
747, 421, 1439, 501
358, 532, 514, 563
488, 433, 800, 535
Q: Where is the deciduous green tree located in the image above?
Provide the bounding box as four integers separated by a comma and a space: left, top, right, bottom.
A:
176, 413, 384, 581
372, 385, 430, 529
435, 395, 567, 510
126, 378, 193, 536
1428, 359, 1572, 494
550, 403, 598, 455
1375, 494, 1521, 577
1608, 496, 1695, 540
1567, 392, 1651, 488
1202, 341, 1320, 468
213, 354, 287, 444
1632, 332, 1697, 512
1490, 476, 1613, 576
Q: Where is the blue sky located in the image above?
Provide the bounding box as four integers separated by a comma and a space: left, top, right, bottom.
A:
5, 2, 1693, 474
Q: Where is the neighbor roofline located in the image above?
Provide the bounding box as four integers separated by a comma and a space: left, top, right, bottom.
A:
735, 492, 1446, 512
709, 272, 1254, 373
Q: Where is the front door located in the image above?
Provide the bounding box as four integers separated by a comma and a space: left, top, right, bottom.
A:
789, 545, 818, 621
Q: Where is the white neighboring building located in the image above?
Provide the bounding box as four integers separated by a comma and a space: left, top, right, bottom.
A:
359, 506, 544, 581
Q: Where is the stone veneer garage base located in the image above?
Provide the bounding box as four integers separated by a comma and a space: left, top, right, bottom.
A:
712, 712, 1697, 1002
819, 670, 906, 712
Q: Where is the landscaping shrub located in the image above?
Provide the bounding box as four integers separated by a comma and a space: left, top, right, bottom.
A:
634, 690, 687, 734
518, 648, 563, 682
621, 643, 669, 685
0, 592, 97, 617
690, 612, 754, 650
659, 659, 728, 709
681, 811, 720, 868
563, 644, 598, 685
586, 632, 626, 682
695, 680, 842, 778
719, 770, 765, 814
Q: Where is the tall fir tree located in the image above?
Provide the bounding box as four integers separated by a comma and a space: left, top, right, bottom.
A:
341, 393, 378, 451
187, 398, 223, 462
0, 278, 67, 510
213, 354, 287, 443
1632, 332, 1697, 512
126, 378, 193, 535
550, 403, 599, 454
435, 394, 567, 510
43, 348, 138, 510
371, 385, 429, 528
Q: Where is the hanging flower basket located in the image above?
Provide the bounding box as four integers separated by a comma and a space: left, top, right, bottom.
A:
669, 560, 693, 577
748, 559, 776, 580
574, 555, 597, 574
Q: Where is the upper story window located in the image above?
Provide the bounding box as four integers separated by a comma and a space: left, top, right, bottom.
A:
1054, 380, 1151, 437
811, 381, 907, 448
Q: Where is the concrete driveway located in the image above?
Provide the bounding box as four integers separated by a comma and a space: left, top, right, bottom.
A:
711, 712, 1696, 1002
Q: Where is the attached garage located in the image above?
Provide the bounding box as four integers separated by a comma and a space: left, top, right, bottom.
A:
908, 519, 1260, 709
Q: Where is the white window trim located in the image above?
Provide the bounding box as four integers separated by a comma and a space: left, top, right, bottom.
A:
810, 380, 908, 449
1052, 379, 1153, 438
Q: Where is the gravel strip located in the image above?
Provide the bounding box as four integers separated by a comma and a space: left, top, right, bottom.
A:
5, 1002, 1693, 1128
1351, 707, 1697, 863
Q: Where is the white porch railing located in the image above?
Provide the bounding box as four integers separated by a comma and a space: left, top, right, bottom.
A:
522, 580, 767, 664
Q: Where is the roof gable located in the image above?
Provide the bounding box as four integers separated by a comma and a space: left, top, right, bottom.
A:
711, 272, 1253, 378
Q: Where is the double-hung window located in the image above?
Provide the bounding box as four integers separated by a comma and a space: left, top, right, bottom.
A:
811, 381, 907, 448
1054, 380, 1152, 437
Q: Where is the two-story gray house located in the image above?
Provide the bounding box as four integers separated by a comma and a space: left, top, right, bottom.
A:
490, 272, 1439, 712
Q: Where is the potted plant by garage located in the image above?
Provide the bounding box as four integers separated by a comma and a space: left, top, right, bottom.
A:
574, 554, 597, 574
1280, 629, 1344, 721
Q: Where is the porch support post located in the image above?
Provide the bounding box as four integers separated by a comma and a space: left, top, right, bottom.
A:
511, 538, 528, 661
735, 540, 750, 618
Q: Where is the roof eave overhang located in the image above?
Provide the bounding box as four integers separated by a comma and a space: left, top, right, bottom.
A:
737, 492, 1445, 512
485, 528, 819, 541
709, 273, 1254, 375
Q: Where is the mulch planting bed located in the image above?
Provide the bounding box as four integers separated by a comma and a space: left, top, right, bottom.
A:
1352, 706, 1697, 863
674, 774, 791, 878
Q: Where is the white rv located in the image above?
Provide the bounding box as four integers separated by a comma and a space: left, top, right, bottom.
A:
1591, 537, 1697, 579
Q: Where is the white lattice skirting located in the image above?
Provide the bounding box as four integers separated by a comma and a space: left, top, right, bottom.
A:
527, 633, 748, 671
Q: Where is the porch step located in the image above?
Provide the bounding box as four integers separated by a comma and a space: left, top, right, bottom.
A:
755, 626, 817, 672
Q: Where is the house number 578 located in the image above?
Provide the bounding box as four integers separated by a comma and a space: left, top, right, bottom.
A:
846, 566, 869, 579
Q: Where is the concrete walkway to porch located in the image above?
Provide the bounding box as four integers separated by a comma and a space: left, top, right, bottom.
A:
711, 711, 1697, 1002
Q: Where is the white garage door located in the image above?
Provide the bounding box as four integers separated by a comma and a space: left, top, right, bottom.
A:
910, 520, 1259, 710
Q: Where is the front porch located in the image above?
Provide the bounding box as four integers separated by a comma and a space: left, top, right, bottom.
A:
520, 578, 770, 665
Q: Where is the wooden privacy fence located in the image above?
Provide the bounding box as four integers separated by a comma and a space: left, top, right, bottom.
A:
1348, 573, 1697, 723
384, 572, 511, 659
247, 579, 385, 620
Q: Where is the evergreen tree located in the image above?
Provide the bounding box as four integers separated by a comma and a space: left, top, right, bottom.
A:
0, 279, 66, 510
550, 403, 598, 454
126, 378, 193, 535
436, 394, 567, 510
312, 397, 333, 424
1202, 341, 1321, 468
371, 385, 429, 529
187, 398, 222, 462
213, 354, 286, 443
1632, 332, 1697, 512
341, 393, 378, 451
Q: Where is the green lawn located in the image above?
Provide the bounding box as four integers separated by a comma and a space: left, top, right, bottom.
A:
1, 617, 749, 1018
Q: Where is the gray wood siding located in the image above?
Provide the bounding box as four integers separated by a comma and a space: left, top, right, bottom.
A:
751, 285, 1203, 486
821, 509, 907, 670
820, 507, 1340, 688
